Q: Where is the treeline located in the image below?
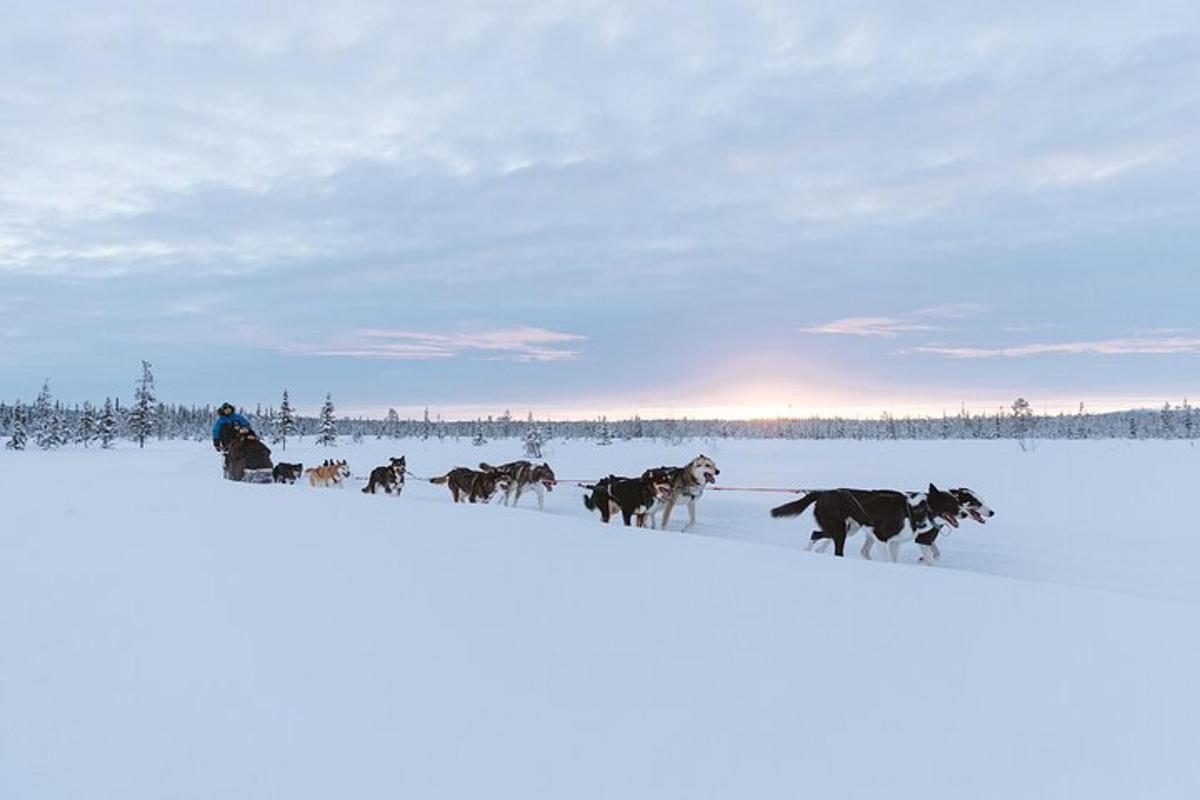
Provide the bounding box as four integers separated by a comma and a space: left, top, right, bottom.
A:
3, 377, 1197, 450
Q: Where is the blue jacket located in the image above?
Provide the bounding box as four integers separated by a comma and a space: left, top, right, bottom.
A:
212, 412, 252, 443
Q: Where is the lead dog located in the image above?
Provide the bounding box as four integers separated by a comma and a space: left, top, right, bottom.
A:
642, 455, 719, 531
305, 459, 351, 489
430, 467, 498, 503
363, 456, 407, 495
479, 461, 556, 509
809, 487, 994, 563
771, 485, 963, 560
908, 487, 995, 563
583, 474, 673, 527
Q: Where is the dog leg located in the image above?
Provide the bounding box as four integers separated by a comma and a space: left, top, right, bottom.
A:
660, 500, 676, 531
861, 537, 874, 559
887, 539, 901, 563
930, 542, 941, 560
535, 486, 545, 511
682, 500, 697, 532
918, 544, 938, 564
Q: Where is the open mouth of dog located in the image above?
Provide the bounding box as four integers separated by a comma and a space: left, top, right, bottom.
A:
941, 513, 961, 528
543, 481, 555, 491
968, 509, 986, 523
703, 472, 716, 484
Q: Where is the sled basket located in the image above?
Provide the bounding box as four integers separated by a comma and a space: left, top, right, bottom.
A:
241, 468, 274, 484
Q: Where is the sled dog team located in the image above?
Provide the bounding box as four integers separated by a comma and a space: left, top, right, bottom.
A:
278, 450, 995, 565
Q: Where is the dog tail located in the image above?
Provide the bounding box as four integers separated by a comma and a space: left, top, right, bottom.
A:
770, 492, 821, 519
429, 474, 450, 485
478, 462, 496, 472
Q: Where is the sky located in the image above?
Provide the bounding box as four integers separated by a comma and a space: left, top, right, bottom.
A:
1, 0, 1198, 418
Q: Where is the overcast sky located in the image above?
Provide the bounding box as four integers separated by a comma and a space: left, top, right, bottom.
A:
2, 1, 1198, 417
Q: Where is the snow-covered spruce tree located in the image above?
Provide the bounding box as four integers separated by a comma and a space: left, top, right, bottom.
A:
128, 361, 156, 448
1012, 397, 1034, 450
595, 416, 613, 446
50, 405, 69, 449
1161, 402, 1176, 439
523, 424, 545, 458
5, 404, 27, 450
421, 407, 431, 440
471, 420, 487, 446
99, 397, 117, 449
31, 380, 55, 449
385, 408, 401, 439
77, 402, 97, 447
154, 401, 168, 440
278, 390, 296, 450
316, 394, 338, 447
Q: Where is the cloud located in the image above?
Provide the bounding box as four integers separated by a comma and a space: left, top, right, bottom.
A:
313, 327, 586, 362
912, 336, 1200, 359
799, 317, 942, 338
799, 303, 982, 337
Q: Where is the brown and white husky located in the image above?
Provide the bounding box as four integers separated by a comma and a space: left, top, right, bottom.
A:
305, 459, 351, 488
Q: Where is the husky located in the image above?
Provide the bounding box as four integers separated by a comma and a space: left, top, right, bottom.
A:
272, 462, 304, 484
770, 485, 963, 561
479, 460, 556, 509
846, 487, 995, 563
430, 467, 498, 503
363, 456, 407, 495
583, 474, 674, 527
305, 459, 351, 489
907, 487, 995, 563
641, 455, 720, 531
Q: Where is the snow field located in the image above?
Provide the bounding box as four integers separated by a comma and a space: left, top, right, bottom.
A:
2, 438, 1198, 799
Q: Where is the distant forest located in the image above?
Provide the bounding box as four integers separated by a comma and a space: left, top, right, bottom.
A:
3, 366, 1196, 450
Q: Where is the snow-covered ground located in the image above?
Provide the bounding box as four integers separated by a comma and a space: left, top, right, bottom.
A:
2, 438, 1198, 799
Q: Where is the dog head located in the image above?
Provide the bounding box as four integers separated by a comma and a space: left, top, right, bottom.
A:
390, 456, 407, 475
689, 455, 720, 484
337, 460, 351, 480
926, 483, 963, 529
533, 462, 556, 491
950, 487, 995, 524
644, 475, 674, 502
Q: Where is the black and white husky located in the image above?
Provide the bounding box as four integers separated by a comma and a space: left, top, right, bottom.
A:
362, 456, 407, 495
904, 487, 995, 563
480, 461, 556, 509
770, 485, 964, 561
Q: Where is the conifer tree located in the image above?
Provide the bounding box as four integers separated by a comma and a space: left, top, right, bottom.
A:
5, 404, 27, 450
99, 397, 117, 449
32, 380, 55, 448
278, 390, 297, 450
316, 394, 338, 446
77, 401, 97, 447
129, 361, 156, 448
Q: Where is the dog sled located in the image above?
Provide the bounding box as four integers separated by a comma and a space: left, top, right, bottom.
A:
218, 424, 274, 484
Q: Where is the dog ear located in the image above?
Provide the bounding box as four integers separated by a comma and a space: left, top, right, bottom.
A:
928, 483, 939, 495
